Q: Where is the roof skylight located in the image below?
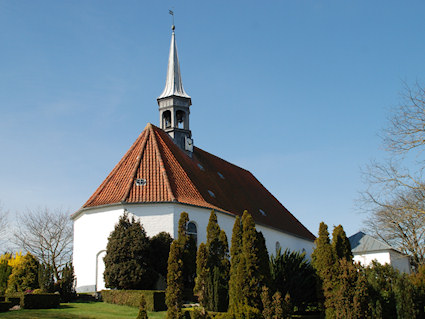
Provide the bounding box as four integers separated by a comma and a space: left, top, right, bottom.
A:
259, 209, 267, 216
217, 172, 225, 179
208, 190, 216, 198
197, 163, 205, 171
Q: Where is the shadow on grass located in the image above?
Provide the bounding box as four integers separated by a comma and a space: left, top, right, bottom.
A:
0, 311, 88, 319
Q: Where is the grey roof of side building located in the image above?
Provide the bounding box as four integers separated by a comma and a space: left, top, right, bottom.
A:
348, 231, 404, 254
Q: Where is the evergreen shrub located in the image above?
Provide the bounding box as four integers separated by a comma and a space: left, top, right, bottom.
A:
182, 309, 234, 319
210, 313, 233, 319
104, 212, 155, 290
136, 294, 148, 319
0, 301, 11, 312
21, 293, 60, 309
101, 290, 166, 311
182, 307, 210, 319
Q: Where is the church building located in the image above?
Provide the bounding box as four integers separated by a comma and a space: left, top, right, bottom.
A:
72, 26, 315, 293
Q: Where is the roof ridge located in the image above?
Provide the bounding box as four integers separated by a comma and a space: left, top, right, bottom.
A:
84, 130, 148, 207
120, 128, 151, 202
150, 127, 177, 202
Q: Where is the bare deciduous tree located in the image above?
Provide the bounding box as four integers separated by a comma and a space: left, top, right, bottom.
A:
384, 82, 425, 155
0, 202, 8, 242
361, 83, 425, 268
14, 208, 73, 281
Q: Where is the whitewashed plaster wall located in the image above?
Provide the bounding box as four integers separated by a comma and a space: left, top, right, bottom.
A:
73, 203, 175, 292
73, 203, 314, 292
353, 251, 411, 274
389, 251, 411, 274
171, 204, 314, 257
353, 251, 391, 268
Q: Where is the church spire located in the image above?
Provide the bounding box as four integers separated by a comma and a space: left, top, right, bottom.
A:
157, 24, 193, 155
157, 25, 191, 101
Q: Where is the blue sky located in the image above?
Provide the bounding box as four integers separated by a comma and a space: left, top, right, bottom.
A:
1, 1, 424, 238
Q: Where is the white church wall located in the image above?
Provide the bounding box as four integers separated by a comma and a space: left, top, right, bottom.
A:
256, 224, 314, 257
74, 202, 314, 292
126, 203, 175, 237
73, 203, 175, 292
172, 204, 314, 257
73, 205, 126, 292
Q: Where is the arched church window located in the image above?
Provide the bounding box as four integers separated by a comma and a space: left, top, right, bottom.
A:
163, 110, 171, 128
276, 241, 281, 252
187, 221, 197, 245
176, 110, 185, 129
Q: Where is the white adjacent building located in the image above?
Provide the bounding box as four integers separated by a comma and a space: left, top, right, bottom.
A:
72, 25, 315, 293
349, 232, 411, 274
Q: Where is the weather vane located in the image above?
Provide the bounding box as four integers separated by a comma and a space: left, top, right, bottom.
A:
169, 9, 175, 30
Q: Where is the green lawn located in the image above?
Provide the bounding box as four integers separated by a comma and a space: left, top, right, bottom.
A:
0, 301, 166, 319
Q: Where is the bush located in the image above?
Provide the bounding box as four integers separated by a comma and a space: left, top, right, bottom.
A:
0, 301, 12, 312
104, 212, 155, 290
21, 293, 60, 309
210, 313, 233, 319
101, 290, 166, 311
6, 253, 39, 293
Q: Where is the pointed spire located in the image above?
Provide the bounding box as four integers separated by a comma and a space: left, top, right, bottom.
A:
158, 26, 191, 100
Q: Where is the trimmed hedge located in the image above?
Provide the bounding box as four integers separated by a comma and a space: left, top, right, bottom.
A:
6, 297, 20, 307
101, 290, 166, 311
0, 302, 12, 312
21, 293, 60, 309
5, 293, 60, 309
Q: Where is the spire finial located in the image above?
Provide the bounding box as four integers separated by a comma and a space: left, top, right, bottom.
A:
157, 10, 190, 101
169, 9, 175, 31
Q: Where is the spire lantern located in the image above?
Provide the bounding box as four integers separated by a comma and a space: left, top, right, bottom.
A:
157, 25, 193, 155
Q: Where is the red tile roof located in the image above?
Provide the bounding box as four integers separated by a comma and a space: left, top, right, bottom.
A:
81, 123, 315, 241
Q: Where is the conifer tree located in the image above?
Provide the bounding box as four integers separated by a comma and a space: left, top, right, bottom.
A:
203, 211, 229, 312
241, 211, 263, 309
166, 240, 184, 319
194, 243, 208, 307
6, 252, 39, 293
332, 225, 353, 261
272, 291, 284, 319
311, 222, 337, 316
353, 266, 370, 319
256, 230, 271, 289
177, 212, 196, 291
59, 262, 76, 302
0, 256, 12, 294
38, 263, 54, 292
149, 232, 173, 279
104, 211, 153, 290
228, 216, 243, 313
261, 286, 273, 319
